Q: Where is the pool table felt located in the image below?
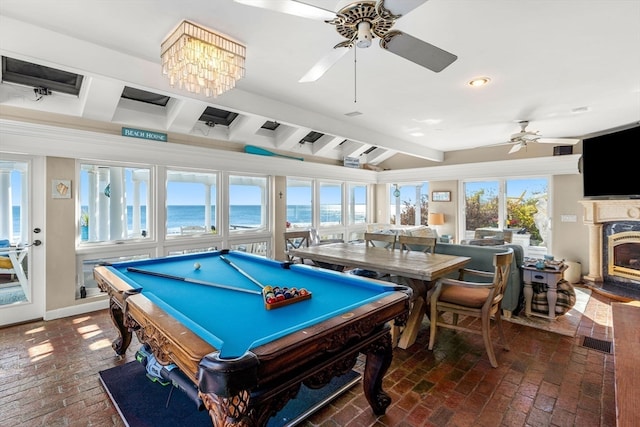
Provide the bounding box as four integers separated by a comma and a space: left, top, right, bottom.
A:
108, 251, 398, 358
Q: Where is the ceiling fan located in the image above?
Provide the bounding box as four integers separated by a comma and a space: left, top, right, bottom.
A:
234, 0, 457, 82
507, 121, 581, 154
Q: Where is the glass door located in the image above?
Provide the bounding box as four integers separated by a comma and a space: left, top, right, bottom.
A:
0, 156, 45, 325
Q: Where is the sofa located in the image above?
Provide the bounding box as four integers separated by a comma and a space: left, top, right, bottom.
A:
434, 242, 525, 317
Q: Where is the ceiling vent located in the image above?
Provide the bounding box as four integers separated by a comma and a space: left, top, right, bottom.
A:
121, 86, 170, 106
261, 120, 280, 131
199, 106, 239, 127
1, 56, 84, 96
299, 131, 324, 144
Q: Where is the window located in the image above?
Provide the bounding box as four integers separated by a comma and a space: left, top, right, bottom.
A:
78, 163, 151, 243
348, 183, 367, 224
463, 180, 500, 232
228, 175, 268, 231
319, 181, 342, 226
1, 160, 28, 244
166, 170, 218, 237
286, 178, 313, 228
463, 177, 550, 255
390, 183, 429, 225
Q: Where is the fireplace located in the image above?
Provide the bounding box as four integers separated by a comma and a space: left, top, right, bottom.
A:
607, 229, 640, 282
580, 200, 640, 289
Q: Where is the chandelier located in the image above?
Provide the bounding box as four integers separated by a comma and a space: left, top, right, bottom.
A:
161, 20, 246, 97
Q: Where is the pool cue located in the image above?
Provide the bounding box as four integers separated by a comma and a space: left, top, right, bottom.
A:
126, 267, 262, 295
219, 255, 265, 290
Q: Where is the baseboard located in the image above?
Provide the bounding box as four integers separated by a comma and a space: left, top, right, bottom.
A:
44, 298, 109, 321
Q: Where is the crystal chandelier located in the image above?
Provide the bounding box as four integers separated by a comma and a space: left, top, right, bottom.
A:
161, 20, 245, 97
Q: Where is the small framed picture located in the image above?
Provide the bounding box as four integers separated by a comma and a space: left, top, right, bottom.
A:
52, 179, 71, 199
432, 191, 451, 202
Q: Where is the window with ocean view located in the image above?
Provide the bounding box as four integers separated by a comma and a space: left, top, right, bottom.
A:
319, 181, 343, 227
348, 183, 367, 225
286, 178, 313, 228
228, 175, 268, 232
79, 163, 151, 243
166, 170, 217, 237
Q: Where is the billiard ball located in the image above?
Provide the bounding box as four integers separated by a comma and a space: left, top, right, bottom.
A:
194, 262, 201, 270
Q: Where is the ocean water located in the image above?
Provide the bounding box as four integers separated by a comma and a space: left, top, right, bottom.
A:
10, 205, 346, 235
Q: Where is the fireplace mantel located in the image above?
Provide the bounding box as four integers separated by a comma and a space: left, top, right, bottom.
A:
579, 199, 640, 282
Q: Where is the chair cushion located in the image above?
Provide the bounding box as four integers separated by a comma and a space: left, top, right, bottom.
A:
0, 257, 13, 269
439, 284, 490, 308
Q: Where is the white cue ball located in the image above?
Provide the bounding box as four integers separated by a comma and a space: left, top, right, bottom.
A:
194, 262, 201, 270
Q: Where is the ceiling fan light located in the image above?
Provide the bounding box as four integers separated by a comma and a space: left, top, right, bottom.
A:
355, 21, 373, 48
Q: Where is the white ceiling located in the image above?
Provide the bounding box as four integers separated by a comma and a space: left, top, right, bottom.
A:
1, 0, 639, 165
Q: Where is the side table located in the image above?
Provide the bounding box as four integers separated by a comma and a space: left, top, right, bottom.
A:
522, 264, 569, 320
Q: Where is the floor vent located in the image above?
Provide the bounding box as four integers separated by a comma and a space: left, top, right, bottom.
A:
581, 336, 613, 354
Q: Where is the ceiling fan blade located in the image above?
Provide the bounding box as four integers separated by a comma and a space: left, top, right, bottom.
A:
380, 31, 457, 73
382, 0, 428, 16
233, 0, 336, 21
537, 137, 580, 145
508, 143, 524, 154
298, 47, 350, 82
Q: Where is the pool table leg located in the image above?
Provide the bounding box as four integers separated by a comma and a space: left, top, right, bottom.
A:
107, 298, 132, 355
363, 332, 393, 415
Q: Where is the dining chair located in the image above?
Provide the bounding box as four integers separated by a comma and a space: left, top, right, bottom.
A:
364, 232, 397, 249
350, 232, 397, 280
398, 235, 436, 254
0, 239, 16, 280
428, 249, 514, 368
283, 230, 312, 264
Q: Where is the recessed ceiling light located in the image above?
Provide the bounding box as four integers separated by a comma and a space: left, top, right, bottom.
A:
410, 132, 424, 137
345, 111, 362, 117
571, 106, 590, 114
468, 77, 491, 87
414, 118, 442, 125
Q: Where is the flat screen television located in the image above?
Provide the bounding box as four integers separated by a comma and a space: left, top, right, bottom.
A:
582, 124, 640, 198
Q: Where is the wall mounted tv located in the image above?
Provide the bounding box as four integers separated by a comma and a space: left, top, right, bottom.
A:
582, 124, 640, 198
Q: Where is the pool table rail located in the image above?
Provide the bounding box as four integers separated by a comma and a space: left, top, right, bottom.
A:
95, 266, 217, 384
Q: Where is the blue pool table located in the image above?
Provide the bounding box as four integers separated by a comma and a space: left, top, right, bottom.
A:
94, 249, 411, 426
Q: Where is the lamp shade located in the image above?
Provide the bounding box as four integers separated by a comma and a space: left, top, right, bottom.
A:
428, 212, 445, 226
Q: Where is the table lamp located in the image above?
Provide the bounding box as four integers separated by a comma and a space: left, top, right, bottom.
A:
428, 212, 445, 238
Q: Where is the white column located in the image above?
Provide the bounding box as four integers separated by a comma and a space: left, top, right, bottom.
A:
87, 167, 98, 241
108, 167, 126, 240
0, 170, 12, 240
97, 167, 110, 240
132, 180, 141, 236
20, 169, 28, 243
204, 184, 212, 230
414, 185, 421, 226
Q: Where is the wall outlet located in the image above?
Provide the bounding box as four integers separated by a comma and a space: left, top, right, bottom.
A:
561, 214, 577, 222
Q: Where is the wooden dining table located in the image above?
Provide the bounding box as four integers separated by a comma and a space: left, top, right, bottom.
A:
288, 242, 470, 349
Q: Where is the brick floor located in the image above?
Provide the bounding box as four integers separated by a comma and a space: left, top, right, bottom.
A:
0, 292, 618, 427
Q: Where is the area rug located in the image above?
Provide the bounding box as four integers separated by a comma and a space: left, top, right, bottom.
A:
99, 361, 361, 427
504, 286, 592, 337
